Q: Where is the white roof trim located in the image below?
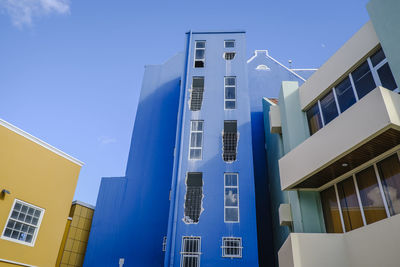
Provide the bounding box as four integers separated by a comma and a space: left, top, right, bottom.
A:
263, 97, 277, 106
290, 68, 318, 71
72, 200, 95, 210
0, 258, 37, 267
0, 119, 84, 166
266, 54, 306, 82
247, 50, 269, 63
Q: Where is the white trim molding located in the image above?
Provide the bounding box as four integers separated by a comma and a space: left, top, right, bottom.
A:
0, 119, 84, 166
0, 258, 37, 267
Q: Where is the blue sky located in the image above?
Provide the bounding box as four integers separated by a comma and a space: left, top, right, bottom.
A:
0, 0, 370, 205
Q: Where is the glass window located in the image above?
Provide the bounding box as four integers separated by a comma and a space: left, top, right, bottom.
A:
181, 237, 201, 267
190, 77, 205, 111
370, 48, 386, 67
194, 41, 205, 68
184, 173, 203, 224
224, 173, 239, 222
320, 186, 343, 233
306, 103, 323, 135
334, 77, 356, 113
355, 167, 387, 224
377, 63, 398, 91
320, 91, 339, 125
337, 177, 364, 231
224, 52, 235, 60
377, 154, 400, 216
189, 121, 203, 160
223, 121, 238, 162
351, 61, 376, 99
2, 200, 44, 245
222, 237, 242, 258
224, 77, 236, 109
224, 40, 235, 48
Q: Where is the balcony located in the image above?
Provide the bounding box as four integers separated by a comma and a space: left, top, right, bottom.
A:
279, 87, 400, 190
278, 214, 400, 267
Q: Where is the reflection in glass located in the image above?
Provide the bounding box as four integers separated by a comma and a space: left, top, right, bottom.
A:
370, 48, 385, 67
377, 154, 400, 216
306, 103, 323, 135
320, 186, 343, 233
337, 177, 364, 231
320, 91, 339, 125
352, 61, 376, 99
377, 63, 398, 91
355, 166, 387, 224
335, 77, 356, 113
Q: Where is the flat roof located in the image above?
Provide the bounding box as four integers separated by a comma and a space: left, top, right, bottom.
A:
72, 200, 95, 210
0, 119, 84, 166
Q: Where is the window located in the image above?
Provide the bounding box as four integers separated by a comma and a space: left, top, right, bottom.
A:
224, 40, 235, 48
181, 237, 201, 267
377, 154, 400, 216
224, 77, 236, 109
190, 77, 204, 111
224, 173, 239, 222
183, 173, 203, 224
189, 121, 203, 160
334, 77, 356, 113
320, 152, 400, 233
2, 199, 44, 246
162, 236, 167, 252
223, 121, 238, 162
224, 52, 236, 60
306, 103, 323, 135
351, 61, 376, 100
222, 237, 242, 258
320, 90, 339, 125
194, 41, 205, 68
305, 47, 398, 135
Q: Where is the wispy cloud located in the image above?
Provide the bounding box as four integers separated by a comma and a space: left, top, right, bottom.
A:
97, 136, 117, 145
0, 0, 70, 27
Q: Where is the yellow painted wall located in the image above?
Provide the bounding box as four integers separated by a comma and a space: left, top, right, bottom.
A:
0, 124, 81, 267
57, 204, 94, 267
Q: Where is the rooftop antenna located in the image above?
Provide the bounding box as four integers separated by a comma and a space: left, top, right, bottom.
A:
288, 59, 293, 69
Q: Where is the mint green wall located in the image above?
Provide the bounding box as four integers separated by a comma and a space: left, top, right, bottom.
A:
367, 0, 400, 88
278, 81, 325, 234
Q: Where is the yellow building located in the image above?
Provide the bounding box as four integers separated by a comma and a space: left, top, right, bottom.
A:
56, 201, 94, 267
0, 119, 83, 267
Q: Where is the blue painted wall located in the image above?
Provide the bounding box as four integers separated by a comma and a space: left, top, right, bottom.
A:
165, 31, 260, 267
84, 52, 184, 266
247, 50, 307, 266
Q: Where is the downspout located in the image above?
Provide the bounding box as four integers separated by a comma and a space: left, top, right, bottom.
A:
164, 30, 192, 267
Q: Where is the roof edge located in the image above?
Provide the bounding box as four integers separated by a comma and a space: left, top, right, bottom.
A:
72, 200, 95, 210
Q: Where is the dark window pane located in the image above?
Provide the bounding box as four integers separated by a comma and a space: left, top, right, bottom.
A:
320, 91, 339, 125
225, 174, 238, 186
225, 87, 235, 99
337, 177, 364, 231
306, 103, 323, 135
194, 61, 204, 68
225, 101, 236, 109
195, 41, 205, 48
224, 52, 235, 60
184, 173, 203, 223
377, 63, 398, 91
225, 77, 236, 86
377, 154, 400, 216
335, 77, 356, 113
4, 228, 12, 237
371, 48, 386, 67
14, 203, 22, 211
356, 166, 387, 224
352, 61, 376, 99
225, 207, 239, 222
320, 186, 343, 233
225, 41, 235, 48
195, 50, 205, 60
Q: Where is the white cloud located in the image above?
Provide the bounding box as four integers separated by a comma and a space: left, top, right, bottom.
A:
97, 136, 117, 145
0, 0, 70, 27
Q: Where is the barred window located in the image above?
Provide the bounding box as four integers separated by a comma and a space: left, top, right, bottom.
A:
224, 52, 236, 60
222, 237, 242, 258
194, 41, 205, 68
190, 77, 204, 111
162, 236, 167, 252
189, 121, 203, 160
223, 121, 238, 162
183, 173, 203, 224
224, 173, 239, 222
224, 77, 236, 109
2, 199, 44, 246
181, 237, 201, 267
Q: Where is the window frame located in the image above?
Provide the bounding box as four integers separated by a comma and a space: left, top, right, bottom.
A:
224, 173, 240, 223
188, 120, 204, 160
194, 41, 206, 68
224, 76, 236, 110
180, 236, 201, 267
221, 237, 243, 258
305, 47, 398, 135
1, 199, 45, 247
224, 40, 235, 48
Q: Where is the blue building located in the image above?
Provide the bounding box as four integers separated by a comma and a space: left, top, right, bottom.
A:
84, 31, 314, 267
